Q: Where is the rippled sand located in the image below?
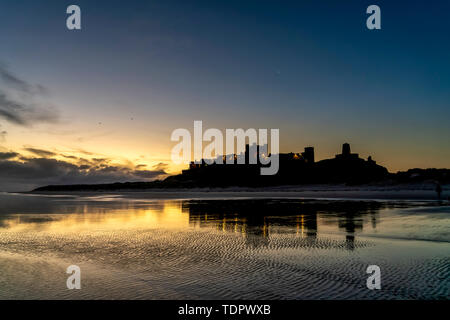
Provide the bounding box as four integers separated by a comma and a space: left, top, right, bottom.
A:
0, 194, 448, 299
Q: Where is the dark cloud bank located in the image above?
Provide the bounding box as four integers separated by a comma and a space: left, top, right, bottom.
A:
0, 152, 168, 191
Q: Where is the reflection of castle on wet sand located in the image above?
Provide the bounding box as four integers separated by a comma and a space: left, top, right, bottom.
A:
182, 200, 381, 250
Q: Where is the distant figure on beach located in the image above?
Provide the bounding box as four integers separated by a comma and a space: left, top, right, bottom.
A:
435, 182, 442, 200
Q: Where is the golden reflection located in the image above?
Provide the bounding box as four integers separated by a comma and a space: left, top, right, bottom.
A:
0, 198, 385, 248
1, 201, 190, 233
301, 215, 305, 237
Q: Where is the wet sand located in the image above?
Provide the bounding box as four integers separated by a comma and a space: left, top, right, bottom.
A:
0, 193, 449, 299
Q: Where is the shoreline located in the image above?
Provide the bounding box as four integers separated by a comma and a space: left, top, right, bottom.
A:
18, 184, 450, 201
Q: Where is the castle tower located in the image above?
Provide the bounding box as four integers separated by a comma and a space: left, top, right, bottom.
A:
302, 147, 315, 163
335, 143, 358, 160
342, 143, 351, 156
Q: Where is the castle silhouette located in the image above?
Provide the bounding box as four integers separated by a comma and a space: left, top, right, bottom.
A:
169, 143, 389, 187
34, 143, 450, 191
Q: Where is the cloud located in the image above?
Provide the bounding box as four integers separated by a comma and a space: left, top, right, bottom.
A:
0, 124, 6, 142
24, 147, 57, 157
0, 65, 33, 93
0, 64, 59, 126
152, 162, 169, 171
0, 155, 168, 191
0, 152, 18, 160
0, 91, 59, 126
62, 154, 78, 159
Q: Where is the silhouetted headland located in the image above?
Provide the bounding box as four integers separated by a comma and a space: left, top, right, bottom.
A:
33, 143, 450, 192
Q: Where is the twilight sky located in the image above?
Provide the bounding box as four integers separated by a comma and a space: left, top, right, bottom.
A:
0, 0, 449, 190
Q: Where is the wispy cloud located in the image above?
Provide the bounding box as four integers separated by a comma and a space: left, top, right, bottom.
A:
0, 64, 59, 126
0, 64, 33, 93
152, 162, 169, 171
24, 147, 57, 158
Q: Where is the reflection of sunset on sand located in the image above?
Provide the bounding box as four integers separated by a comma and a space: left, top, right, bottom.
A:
0, 193, 448, 299
1, 201, 190, 233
